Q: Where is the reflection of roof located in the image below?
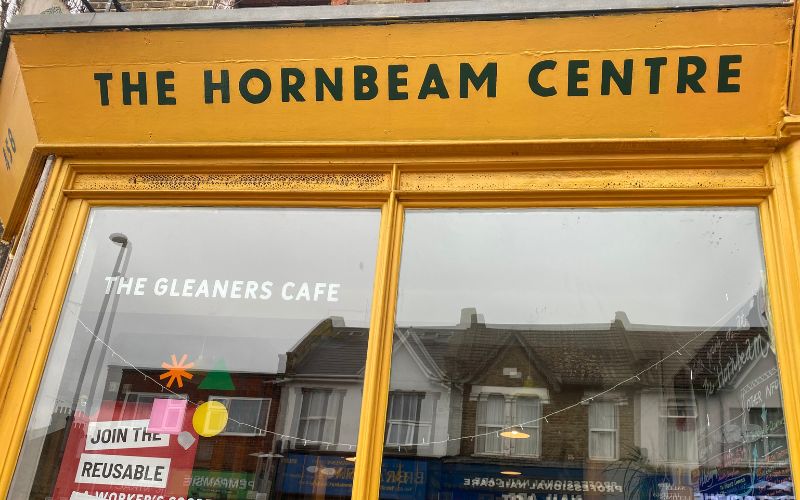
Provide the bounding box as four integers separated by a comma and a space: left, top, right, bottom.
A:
286, 318, 369, 378
286, 304, 769, 392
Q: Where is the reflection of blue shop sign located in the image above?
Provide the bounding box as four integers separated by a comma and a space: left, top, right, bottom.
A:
279, 455, 628, 500
279, 453, 427, 500
460, 477, 623, 495
444, 464, 623, 500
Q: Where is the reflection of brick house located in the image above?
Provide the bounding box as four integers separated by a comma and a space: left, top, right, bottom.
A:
37, 300, 781, 500
270, 303, 782, 499
279, 304, 776, 474
104, 366, 282, 477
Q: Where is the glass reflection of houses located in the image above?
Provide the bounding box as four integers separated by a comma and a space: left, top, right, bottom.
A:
103, 365, 282, 499
72, 295, 792, 500
271, 300, 790, 500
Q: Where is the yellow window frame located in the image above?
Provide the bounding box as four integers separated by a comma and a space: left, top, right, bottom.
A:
0, 139, 798, 499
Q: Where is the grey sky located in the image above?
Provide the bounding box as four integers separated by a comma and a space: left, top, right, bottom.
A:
395, 208, 765, 328
41, 206, 767, 406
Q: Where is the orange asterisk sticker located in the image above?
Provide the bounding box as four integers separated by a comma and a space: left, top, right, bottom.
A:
160, 354, 195, 389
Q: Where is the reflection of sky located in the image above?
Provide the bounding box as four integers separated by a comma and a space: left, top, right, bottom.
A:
45, 207, 767, 411
396, 208, 765, 328
53, 208, 380, 403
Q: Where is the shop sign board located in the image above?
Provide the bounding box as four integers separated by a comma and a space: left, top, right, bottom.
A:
0, 43, 39, 237
52, 401, 199, 500
8, 7, 793, 145
439, 463, 618, 500
278, 453, 632, 500
278, 453, 428, 499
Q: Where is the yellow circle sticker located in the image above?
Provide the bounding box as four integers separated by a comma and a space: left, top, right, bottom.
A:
192, 400, 229, 437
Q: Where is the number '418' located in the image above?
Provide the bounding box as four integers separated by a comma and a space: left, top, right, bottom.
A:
3, 128, 16, 171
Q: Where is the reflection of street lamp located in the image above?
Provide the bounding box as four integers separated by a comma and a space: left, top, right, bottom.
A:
86, 233, 131, 411
70, 232, 130, 416
249, 452, 284, 497
58, 233, 131, 465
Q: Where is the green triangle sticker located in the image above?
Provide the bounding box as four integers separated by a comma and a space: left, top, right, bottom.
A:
198, 359, 235, 391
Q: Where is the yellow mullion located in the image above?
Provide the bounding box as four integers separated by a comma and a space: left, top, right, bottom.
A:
0, 161, 87, 495
353, 166, 406, 500
0, 159, 398, 497
0, 150, 794, 500
760, 148, 800, 482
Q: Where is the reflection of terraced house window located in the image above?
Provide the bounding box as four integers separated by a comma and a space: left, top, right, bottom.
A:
297, 389, 342, 448
385, 392, 431, 448
209, 396, 270, 436
476, 395, 506, 454
661, 398, 697, 462
476, 394, 541, 457
122, 391, 187, 420
514, 397, 541, 456
748, 408, 787, 463
589, 401, 618, 460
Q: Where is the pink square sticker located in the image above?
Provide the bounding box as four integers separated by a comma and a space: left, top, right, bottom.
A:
148, 398, 187, 435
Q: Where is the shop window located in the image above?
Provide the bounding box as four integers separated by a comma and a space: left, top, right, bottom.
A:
511, 397, 541, 457
588, 401, 618, 460
296, 388, 342, 448
208, 396, 271, 436
121, 391, 187, 420
661, 397, 698, 463
749, 407, 787, 463
475, 394, 540, 457
385, 391, 431, 448
8, 207, 380, 500
381, 208, 793, 500
475, 394, 506, 454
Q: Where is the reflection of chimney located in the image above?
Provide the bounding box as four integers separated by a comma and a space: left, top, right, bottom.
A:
612, 311, 631, 331
278, 353, 287, 374
459, 307, 485, 328
330, 316, 346, 328
746, 292, 768, 330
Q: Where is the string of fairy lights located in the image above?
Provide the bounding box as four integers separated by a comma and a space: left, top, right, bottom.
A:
70, 295, 763, 452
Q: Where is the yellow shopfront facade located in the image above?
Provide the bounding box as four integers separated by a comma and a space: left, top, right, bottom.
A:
1, 3, 800, 499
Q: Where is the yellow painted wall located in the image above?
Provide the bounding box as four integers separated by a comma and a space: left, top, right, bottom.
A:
9, 6, 792, 145
0, 44, 39, 237
1, 6, 800, 500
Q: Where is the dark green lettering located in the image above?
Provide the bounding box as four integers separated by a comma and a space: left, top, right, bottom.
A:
315, 67, 342, 101
156, 71, 176, 105
122, 71, 147, 105
460, 62, 497, 98
677, 56, 706, 93
281, 67, 306, 102
600, 59, 633, 96
239, 69, 271, 104
354, 65, 378, 101
418, 64, 449, 99
567, 60, 589, 97
388, 65, 408, 100
528, 60, 557, 97
204, 70, 230, 104
94, 73, 113, 106
718, 54, 741, 93
643, 57, 667, 94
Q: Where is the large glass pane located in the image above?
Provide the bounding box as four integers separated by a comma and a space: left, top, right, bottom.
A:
10, 207, 380, 500
380, 208, 794, 500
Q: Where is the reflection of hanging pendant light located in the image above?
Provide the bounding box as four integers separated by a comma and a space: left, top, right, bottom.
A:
500, 428, 530, 439
501, 471, 522, 476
